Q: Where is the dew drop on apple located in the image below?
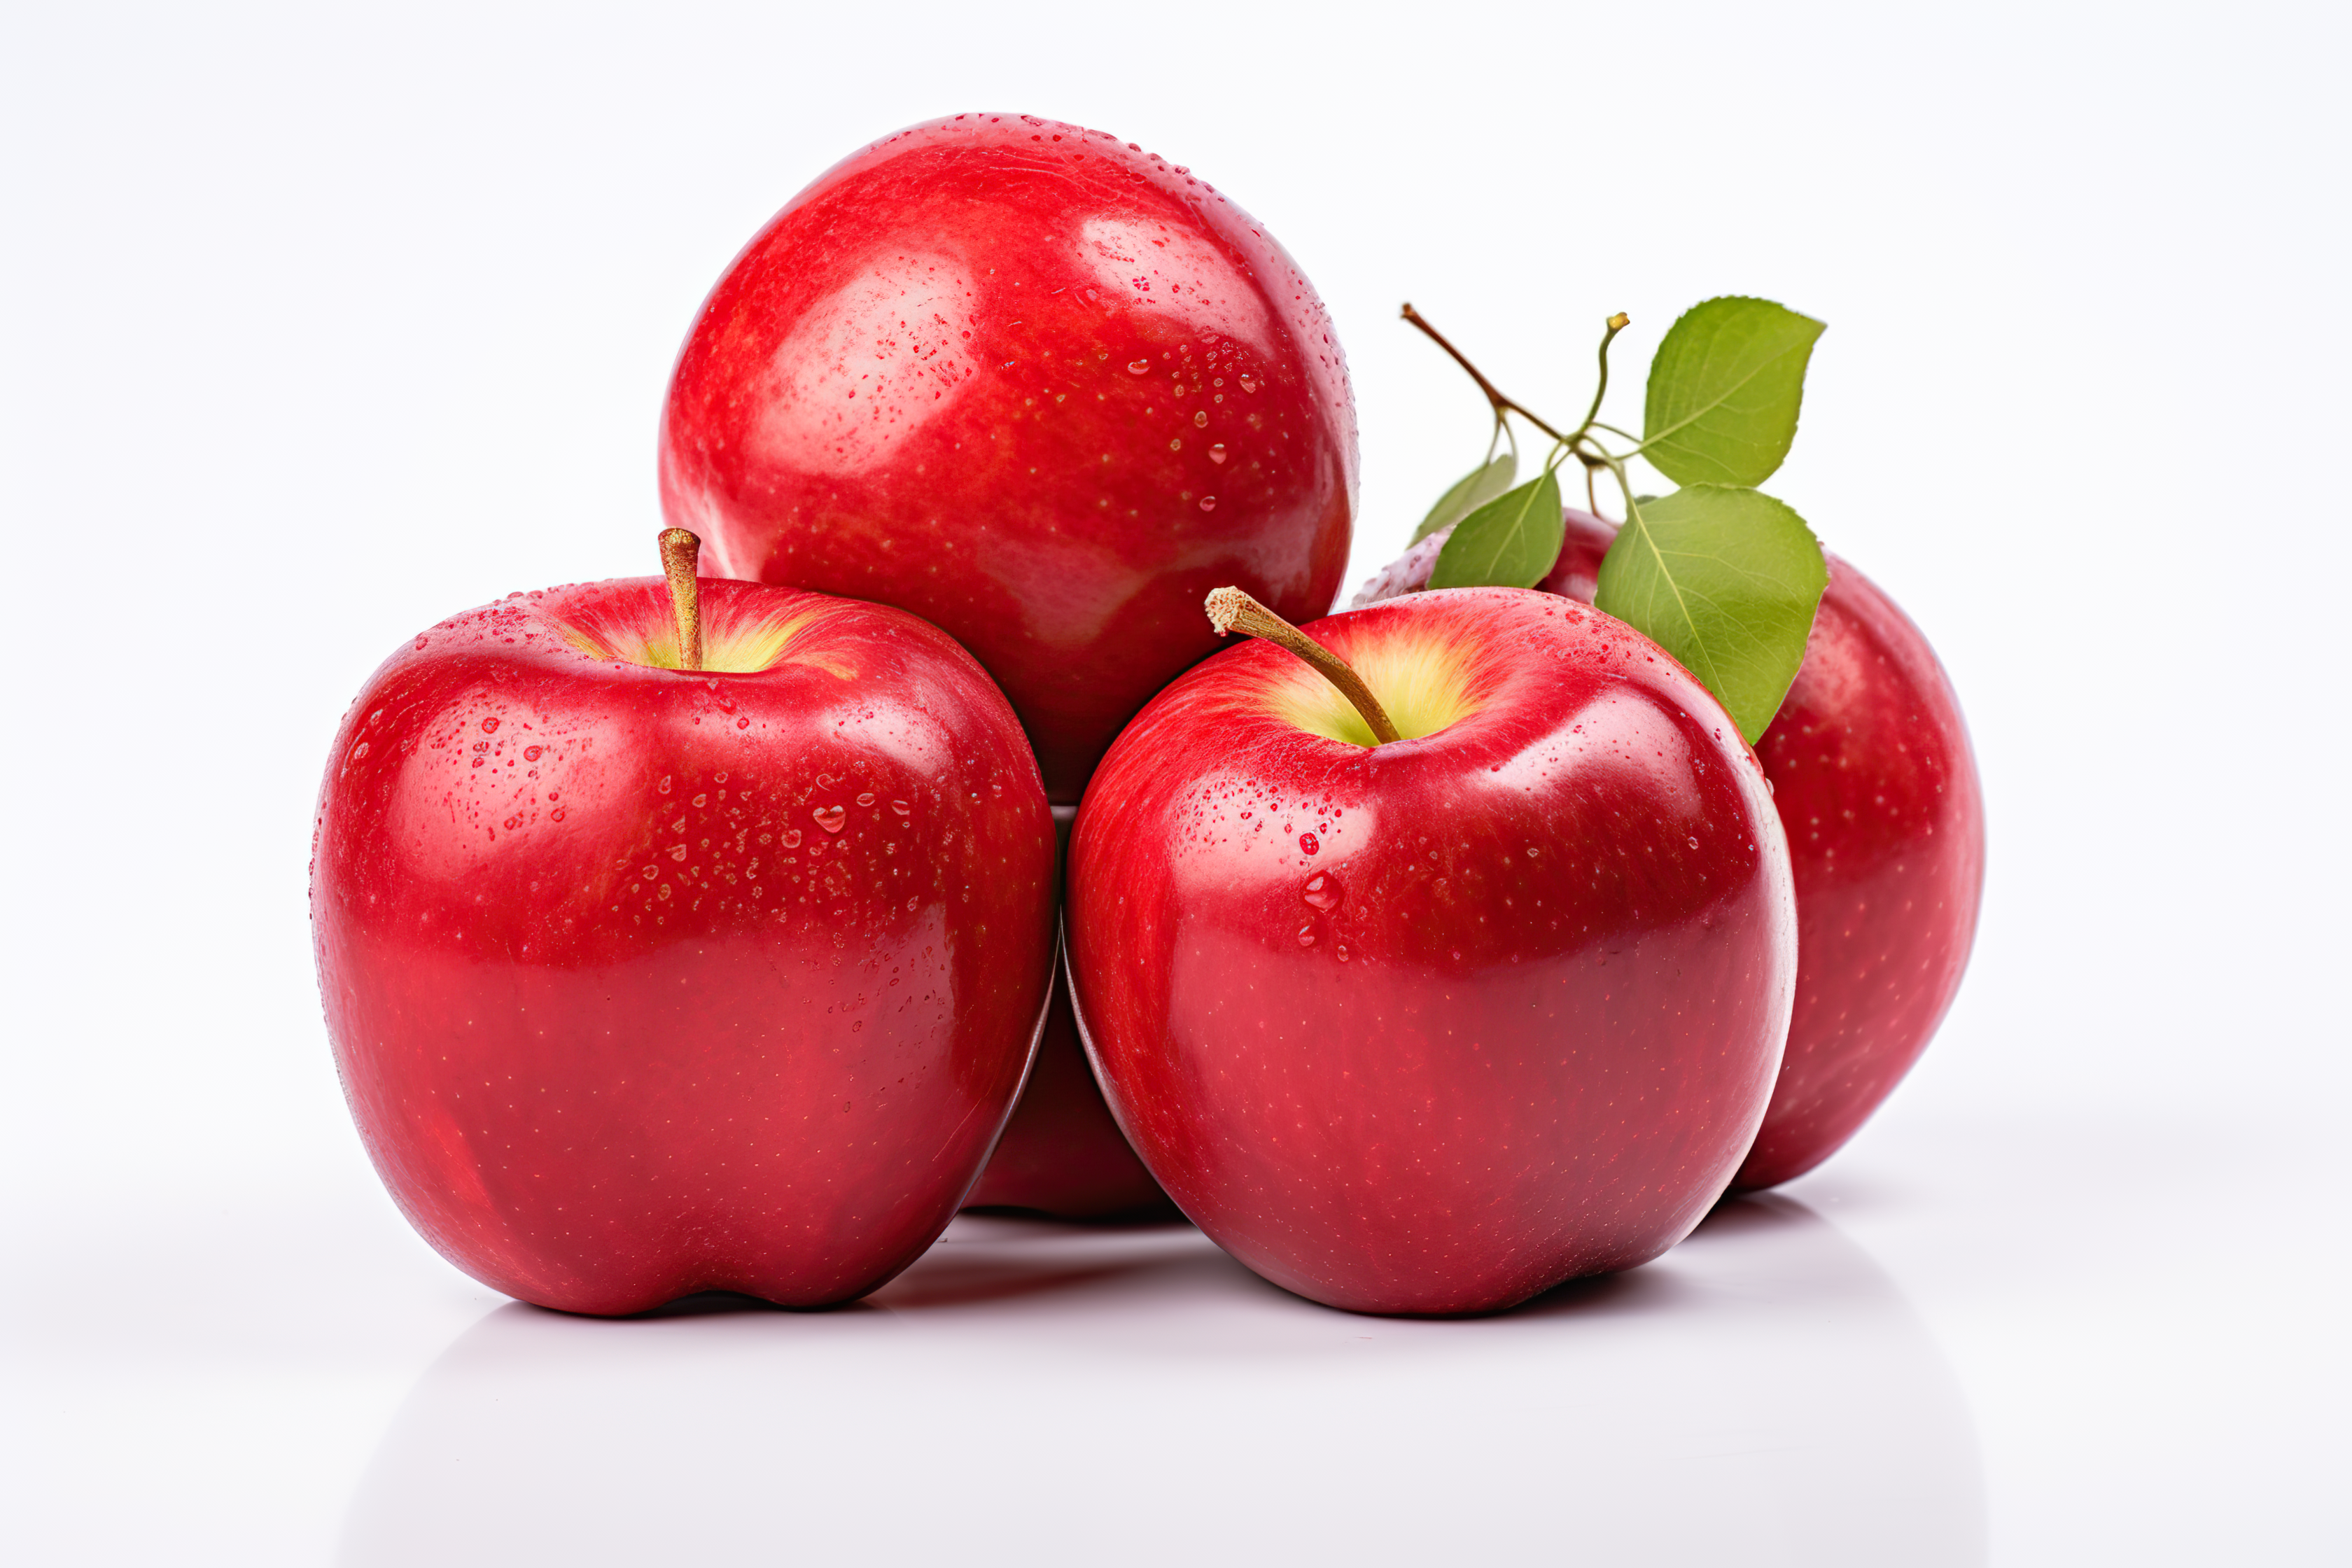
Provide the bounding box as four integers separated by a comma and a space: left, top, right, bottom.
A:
1128, 360, 1152, 374
814, 806, 847, 834
1302, 871, 1339, 909
783, 828, 802, 848
1199, 496, 1217, 512
1208, 443, 1228, 464
1296, 923, 1316, 947
891, 799, 911, 816
1239, 375, 1259, 393
1298, 832, 1318, 855
856, 792, 876, 807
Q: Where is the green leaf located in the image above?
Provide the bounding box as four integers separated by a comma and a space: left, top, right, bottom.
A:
1592, 484, 1828, 743
1429, 466, 1564, 591
1642, 298, 1826, 488
1410, 451, 1518, 544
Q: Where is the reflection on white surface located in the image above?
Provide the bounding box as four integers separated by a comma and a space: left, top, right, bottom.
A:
339, 1196, 1982, 1566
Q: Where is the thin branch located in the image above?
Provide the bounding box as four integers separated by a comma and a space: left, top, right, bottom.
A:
1400, 304, 1572, 444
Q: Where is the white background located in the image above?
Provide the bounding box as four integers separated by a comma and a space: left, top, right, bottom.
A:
3, 2, 2345, 1562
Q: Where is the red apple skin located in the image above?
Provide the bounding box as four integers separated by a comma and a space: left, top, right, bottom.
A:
963, 808, 1175, 1217
1066, 588, 1797, 1315
960, 949, 1175, 1217
1355, 510, 1985, 1190
659, 112, 1357, 803
311, 578, 1056, 1315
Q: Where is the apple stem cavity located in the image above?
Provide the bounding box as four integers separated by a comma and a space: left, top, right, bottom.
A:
659, 527, 704, 671
1204, 587, 1400, 745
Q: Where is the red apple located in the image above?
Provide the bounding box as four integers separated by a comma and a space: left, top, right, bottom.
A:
659, 112, 1357, 804
958, 951, 1174, 1217
1356, 510, 1984, 1189
962, 807, 1174, 1218
1065, 587, 1797, 1315
311, 559, 1056, 1315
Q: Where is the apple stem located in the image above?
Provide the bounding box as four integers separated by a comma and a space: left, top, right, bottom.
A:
1205, 587, 1401, 745
1405, 304, 1634, 512
659, 527, 704, 671
1401, 303, 1572, 445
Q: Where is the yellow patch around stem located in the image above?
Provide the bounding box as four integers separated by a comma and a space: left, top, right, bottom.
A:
554, 601, 853, 677
1264, 636, 1483, 746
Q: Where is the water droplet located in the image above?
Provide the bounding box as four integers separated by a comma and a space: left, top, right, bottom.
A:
1688, 836, 1700, 849
1298, 832, 1319, 855
1199, 496, 1217, 512
1302, 871, 1338, 909
892, 799, 911, 816
550, 807, 566, 822
1296, 924, 1316, 947
856, 792, 876, 807
524, 746, 543, 762
349, 741, 370, 761
737, 716, 750, 729
1239, 375, 1259, 393
1193, 411, 1208, 428
783, 829, 803, 848
670, 845, 688, 861
658, 776, 673, 794
692, 793, 708, 807
1128, 360, 1151, 374
1208, 443, 1228, 464
1168, 438, 1183, 451
814, 806, 846, 833
480, 717, 500, 734
1336, 944, 1350, 962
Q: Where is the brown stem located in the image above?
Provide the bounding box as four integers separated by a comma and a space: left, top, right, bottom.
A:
1400, 303, 1572, 444
659, 527, 703, 671
1205, 587, 1400, 745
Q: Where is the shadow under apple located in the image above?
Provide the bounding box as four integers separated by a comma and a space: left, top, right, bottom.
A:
338, 1199, 1982, 1566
